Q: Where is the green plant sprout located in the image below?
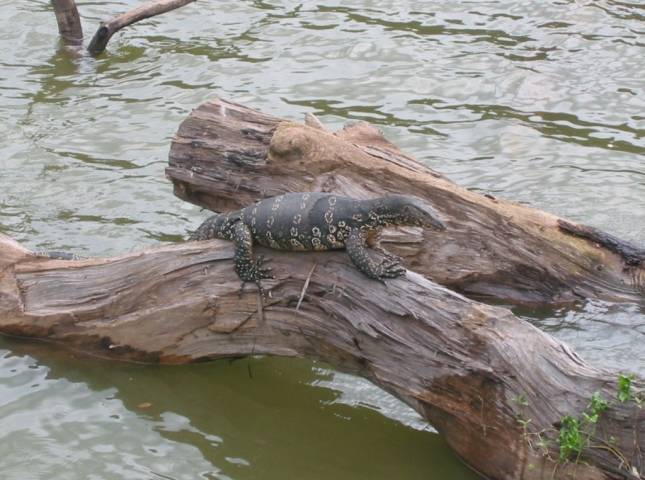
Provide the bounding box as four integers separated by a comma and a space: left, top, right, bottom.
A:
516, 373, 641, 474
618, 374, 634, 403
558, 415, 583, 461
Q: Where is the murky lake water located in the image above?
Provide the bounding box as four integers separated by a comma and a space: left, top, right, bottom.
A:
1, 1, 644, 478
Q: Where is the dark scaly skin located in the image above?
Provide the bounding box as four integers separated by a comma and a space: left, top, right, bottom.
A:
189, 192, 446, 292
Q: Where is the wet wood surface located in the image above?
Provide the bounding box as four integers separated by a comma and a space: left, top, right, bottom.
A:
51, 0, 83, 44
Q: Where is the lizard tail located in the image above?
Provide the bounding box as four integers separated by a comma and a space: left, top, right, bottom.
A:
188, 213, 228, 241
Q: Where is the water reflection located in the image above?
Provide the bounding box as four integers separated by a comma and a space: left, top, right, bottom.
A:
0, 338, 475, 480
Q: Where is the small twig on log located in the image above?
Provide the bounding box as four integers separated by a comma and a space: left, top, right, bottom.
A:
296, 262, 317, 311
304, 112, 327, 131
87, 0, 197, 55
256, 290, 264, 324
51, 0, 83, 45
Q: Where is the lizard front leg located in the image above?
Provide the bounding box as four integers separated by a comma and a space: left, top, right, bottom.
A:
232, 221, 274, 295
346, 228, 406, 280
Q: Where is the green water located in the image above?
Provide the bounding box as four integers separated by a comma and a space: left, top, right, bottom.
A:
1, 339, 468, 480
1, 0, 644, 478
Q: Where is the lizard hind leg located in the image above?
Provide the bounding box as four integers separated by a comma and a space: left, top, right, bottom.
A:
346, 228, 406, 280
232, 221, 274, 296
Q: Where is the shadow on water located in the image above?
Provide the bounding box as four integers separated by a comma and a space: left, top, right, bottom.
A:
0, 336, 479, 480
317, 5, 534, 47
23, 47, 82, 105
283, 97, 448, 137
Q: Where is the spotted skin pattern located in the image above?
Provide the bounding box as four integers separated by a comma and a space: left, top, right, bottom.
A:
190, 192, 446, 291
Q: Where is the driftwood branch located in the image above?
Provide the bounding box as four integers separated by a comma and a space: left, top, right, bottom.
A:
51, 0, 197, 54
0, 235, 643, 479
166, 98, 645, 306
558, 220, 645, 267
88, 0, 197, 55
51, 0, 83, 45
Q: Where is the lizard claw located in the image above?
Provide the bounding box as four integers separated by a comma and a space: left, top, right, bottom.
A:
380, 249, 402, 263
255, 255, 274, 276
255, 281, 267, 299
237, 256, 275, 297
377, 258, 407, 279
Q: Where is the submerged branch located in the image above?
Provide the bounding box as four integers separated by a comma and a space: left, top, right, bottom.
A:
51, 0, 83, 45
87, 0, 197, 55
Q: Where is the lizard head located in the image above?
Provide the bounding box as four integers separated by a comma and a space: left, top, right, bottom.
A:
374, 195, 447, 231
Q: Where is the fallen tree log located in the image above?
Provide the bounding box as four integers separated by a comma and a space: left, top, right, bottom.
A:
166, 98, 645, 306
0, 234, 642, 479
